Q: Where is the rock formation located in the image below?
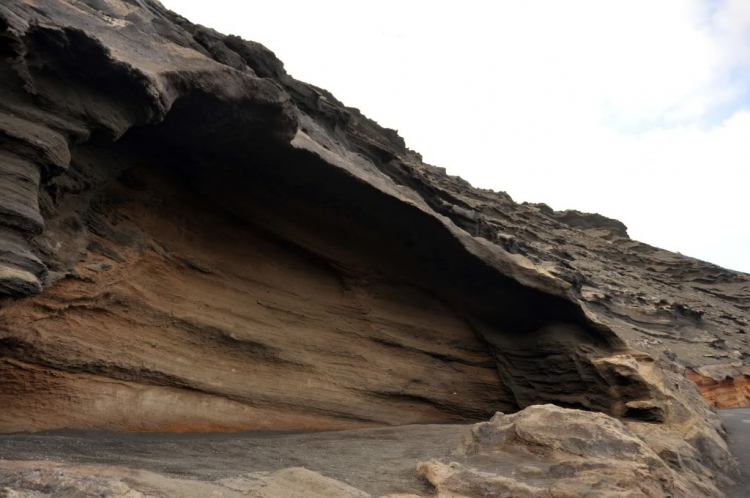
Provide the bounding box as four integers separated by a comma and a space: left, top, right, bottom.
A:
0, 0, 748, 496
442, 404, 730, 497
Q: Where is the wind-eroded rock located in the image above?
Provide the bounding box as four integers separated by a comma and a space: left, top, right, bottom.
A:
420, 404, 731, 498
688, 364, 750, 408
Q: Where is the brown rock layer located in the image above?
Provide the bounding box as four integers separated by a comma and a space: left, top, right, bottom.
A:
0, 162, 509, 431
687, 368, 750, 409
421, 404, 733, 498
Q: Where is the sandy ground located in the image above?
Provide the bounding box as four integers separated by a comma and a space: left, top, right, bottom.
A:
720, 408, 750, 498
1, 413, 747, 496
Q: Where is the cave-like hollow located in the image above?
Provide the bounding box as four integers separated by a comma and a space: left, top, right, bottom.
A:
0, 20, 644, 431
0, 108, 640, 432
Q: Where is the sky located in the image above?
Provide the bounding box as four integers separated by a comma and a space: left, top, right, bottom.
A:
161, 0, 750, 273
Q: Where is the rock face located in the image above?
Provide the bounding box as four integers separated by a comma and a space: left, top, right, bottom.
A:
451, 404, 731, 497
0, 0, 747, 496
418, 405, 723, 498
688, 364, 750, 408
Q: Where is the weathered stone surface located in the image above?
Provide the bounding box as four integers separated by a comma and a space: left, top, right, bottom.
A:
420, 461, 551, 498
417, 404, 729, 497
0, 461, 372, 498
218, 468, 372, 498
688, 364, 750, 408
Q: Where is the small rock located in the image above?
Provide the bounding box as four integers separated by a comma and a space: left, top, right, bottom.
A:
85, 262, 112, 272
709, 338, 728, 350
515, 465, 545, 478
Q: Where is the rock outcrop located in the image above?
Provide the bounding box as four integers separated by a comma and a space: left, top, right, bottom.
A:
435, 404, 731, 497
0, 0, 748, 496
688, 364, 750, 408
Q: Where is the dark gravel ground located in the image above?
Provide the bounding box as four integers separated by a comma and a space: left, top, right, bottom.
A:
0, 424, 474, 496
1, 414, 747, 496
720, 408, 750, 498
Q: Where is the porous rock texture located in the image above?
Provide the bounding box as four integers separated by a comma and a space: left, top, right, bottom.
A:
431, 404, 729, 497
0, 0, 748, 496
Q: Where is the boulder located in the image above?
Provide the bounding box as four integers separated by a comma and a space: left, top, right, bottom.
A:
418, 404, 728, 498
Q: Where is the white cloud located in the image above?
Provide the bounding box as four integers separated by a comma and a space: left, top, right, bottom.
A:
162, 0, 750, 272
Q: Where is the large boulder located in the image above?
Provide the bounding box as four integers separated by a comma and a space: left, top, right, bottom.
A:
419, 403, 734, 497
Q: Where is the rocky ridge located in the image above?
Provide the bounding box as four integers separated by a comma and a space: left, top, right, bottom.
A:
0, 0, 748, 496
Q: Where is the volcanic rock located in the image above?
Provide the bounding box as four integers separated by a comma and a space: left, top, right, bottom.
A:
446, 404, 727, 497
687, 363, 750, 408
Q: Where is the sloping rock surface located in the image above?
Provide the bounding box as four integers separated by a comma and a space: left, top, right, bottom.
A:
688, 364, 750, 408
0, 461, 373, 498
434, 404, 727, 497
0, 0, 747, 496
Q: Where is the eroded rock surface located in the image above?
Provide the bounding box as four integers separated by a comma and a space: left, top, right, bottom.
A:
0, 0, 747, 496
688, 364, 750, 408
0, 461, 374, 498
438, 404, 730, 497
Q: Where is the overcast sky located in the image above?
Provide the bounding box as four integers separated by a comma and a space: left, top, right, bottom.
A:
162, 0, 750, 273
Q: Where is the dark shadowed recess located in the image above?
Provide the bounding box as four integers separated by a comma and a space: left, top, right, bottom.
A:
109, 106, 637, 416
